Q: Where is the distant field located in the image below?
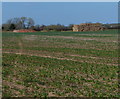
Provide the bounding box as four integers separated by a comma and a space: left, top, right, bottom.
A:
2, 30, 119, 97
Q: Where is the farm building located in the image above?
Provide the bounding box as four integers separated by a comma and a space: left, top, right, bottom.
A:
73, 23, 106, 32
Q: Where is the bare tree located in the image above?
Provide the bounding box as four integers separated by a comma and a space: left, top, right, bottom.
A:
20, 17, 27, 29
3, 17, 35, 30
26, 18, 35, 29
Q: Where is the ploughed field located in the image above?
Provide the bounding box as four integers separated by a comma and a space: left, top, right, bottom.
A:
2, 30, 119, 97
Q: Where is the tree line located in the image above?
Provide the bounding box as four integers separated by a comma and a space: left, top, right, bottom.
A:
2, 17, 73, 31
2, 17, 119, 31
2, 17, 34, 31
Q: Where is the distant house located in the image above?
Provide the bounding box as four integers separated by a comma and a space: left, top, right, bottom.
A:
73, 23, 106, 32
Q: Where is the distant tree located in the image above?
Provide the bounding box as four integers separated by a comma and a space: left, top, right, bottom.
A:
34, 25, 40, 31
3, 17, 35, 31
67, 24, 73, 31
6, 19, 12, 25
40, 25, 46, 31
9, 24, 16, 30
42, 24, 73, 31
20, 17, 27, 29
5, 17, 23, 30
26, 18, 35, 29
8, 18, 22, 29
29, 26, 35, 30
2, 26, 4, 30
2, 24, 10, 31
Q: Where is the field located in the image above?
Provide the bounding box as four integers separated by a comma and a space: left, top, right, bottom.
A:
2, 30, 119, 97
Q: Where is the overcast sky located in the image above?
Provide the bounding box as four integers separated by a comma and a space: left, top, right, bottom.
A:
2, 2, 118, 25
